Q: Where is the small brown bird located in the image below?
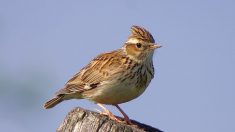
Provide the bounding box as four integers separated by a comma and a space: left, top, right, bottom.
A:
44, 25, 161, 124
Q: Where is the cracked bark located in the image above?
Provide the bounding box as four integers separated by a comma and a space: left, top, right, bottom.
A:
57, 107, 163, 132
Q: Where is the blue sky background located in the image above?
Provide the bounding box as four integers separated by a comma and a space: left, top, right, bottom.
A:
0, 0, 235, 132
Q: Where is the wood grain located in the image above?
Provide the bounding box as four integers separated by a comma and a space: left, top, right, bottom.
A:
57, 107, 163, 132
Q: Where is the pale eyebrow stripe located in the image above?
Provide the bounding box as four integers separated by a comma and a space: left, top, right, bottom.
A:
126, 38, 139, 44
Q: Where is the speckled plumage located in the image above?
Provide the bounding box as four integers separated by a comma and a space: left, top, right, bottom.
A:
44, 25, 161, 124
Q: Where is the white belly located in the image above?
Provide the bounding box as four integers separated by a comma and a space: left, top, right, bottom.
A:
82, 74, 151, 104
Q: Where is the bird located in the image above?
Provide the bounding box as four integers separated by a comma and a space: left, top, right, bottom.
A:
44, 25, 161, 124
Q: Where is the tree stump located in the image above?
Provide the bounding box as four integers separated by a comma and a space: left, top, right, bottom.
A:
57, 107, 163, 132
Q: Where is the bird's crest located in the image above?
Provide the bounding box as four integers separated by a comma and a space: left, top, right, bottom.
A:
128, 25, 155, 43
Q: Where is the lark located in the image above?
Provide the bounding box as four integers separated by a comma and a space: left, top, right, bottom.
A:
44, 25, 161, 124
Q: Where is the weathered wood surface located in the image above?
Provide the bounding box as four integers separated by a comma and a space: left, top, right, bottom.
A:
57, 107, 163, 132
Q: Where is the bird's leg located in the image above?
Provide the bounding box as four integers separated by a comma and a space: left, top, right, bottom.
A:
114, 104, 132, 125
97, 103, 122, 122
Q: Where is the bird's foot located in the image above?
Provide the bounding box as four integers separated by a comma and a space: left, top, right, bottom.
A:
97, 103, 123, 123
114, 104, 133, 125
123, 116, 133, 125
100, 111, 123, 123
97, 103, 133, 125
100, 110, 133, 125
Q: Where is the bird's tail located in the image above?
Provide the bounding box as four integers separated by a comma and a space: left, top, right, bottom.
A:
44, 95, 64, 109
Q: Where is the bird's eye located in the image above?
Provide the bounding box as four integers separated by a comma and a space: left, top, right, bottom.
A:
136, 43, 142, 48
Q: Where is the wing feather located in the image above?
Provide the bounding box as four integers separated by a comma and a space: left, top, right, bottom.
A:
56, 49, 128, 95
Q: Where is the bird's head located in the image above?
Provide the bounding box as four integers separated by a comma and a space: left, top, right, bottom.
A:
123, 25, 161, 63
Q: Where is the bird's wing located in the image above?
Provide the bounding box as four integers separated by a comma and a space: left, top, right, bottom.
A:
56, 49, 130, 95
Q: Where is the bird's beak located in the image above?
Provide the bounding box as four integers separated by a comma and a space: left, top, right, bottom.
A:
149, 43, 162, 50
